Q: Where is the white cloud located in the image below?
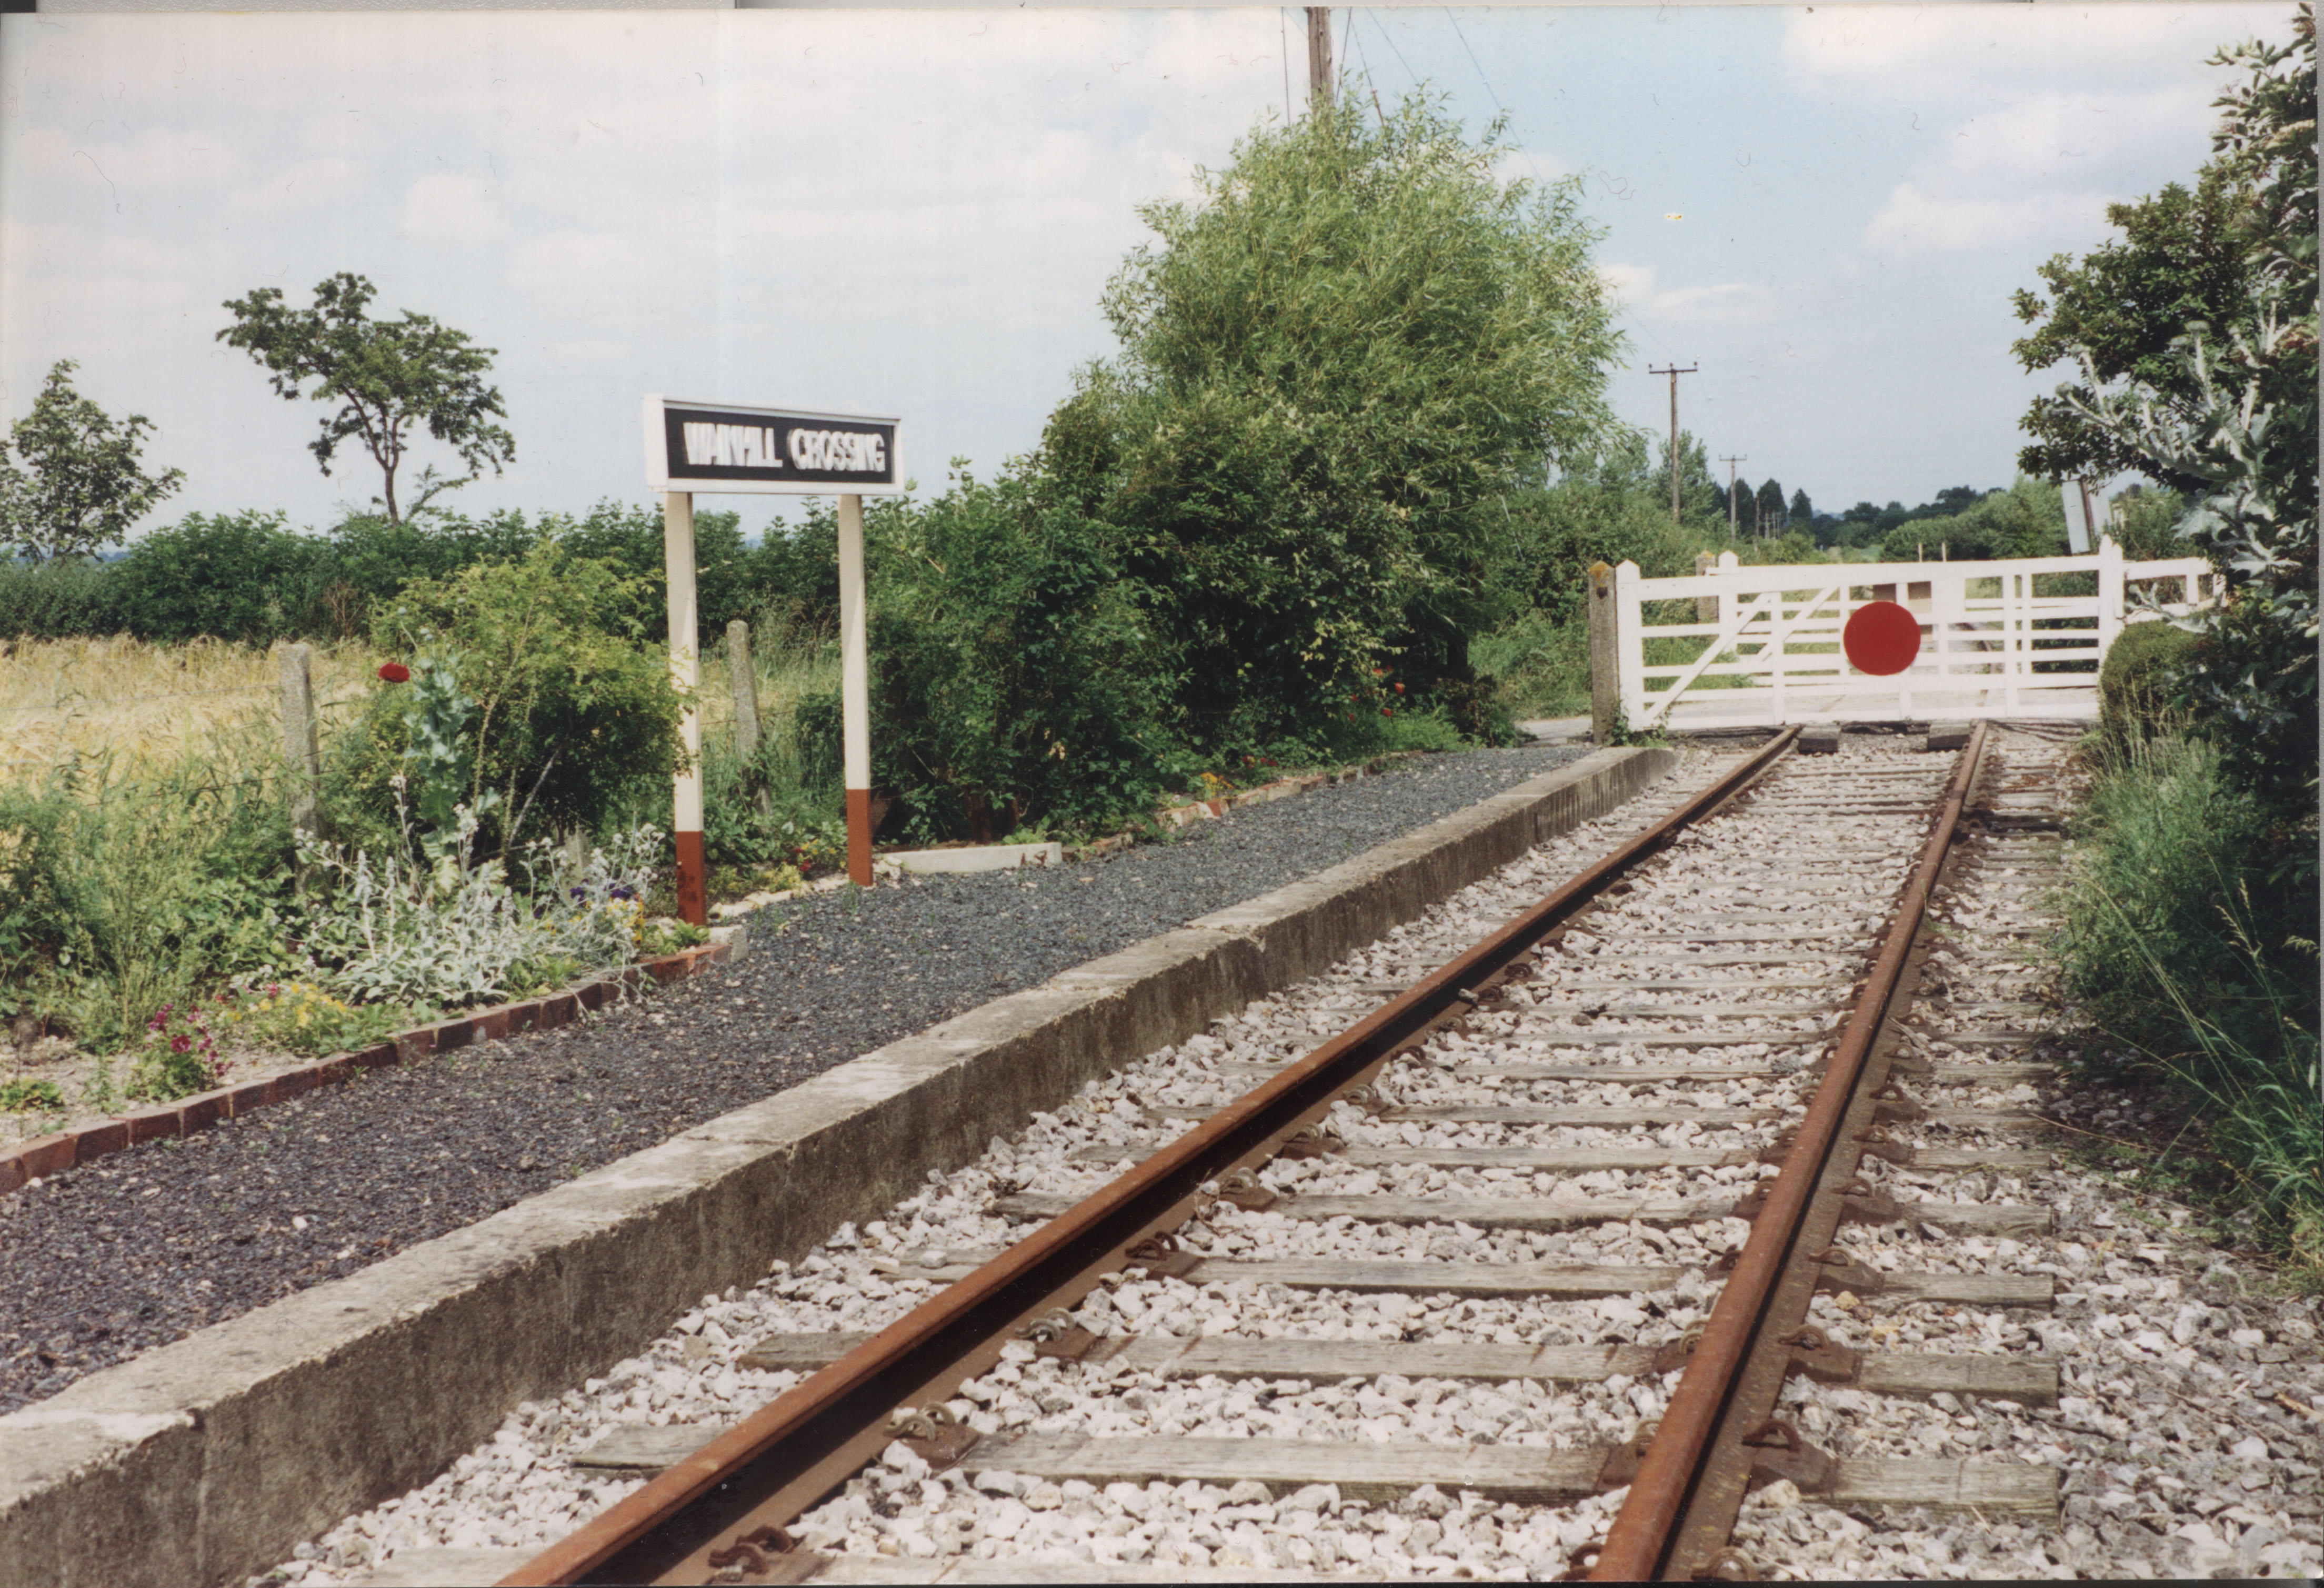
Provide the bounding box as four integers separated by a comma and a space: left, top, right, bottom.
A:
399, 172, 503, 243
1865, 182, 2087, 255
1598, 260, 1769, 324
1782, 4, 2292, 97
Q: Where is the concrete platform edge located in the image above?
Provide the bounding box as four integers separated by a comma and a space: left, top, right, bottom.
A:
0, 746, 1676, 1588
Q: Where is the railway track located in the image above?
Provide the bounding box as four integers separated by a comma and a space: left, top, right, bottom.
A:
289, 724, 2110, 1584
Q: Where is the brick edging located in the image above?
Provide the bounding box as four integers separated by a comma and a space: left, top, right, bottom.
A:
0, 943, 733, 1195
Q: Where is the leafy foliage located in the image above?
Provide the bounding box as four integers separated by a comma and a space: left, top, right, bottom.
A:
295, 797, 656, 1009
1044, 91, 1621, 750
0, 756, 296, 1050
101, 511, 338, 645
868, 467, 1172, 841
217, 272, 515, 523
2097, 617, 2200, 745
2017, 6, 2316, 844
350, 540, 686, 861
1876, 478, 2071, 563
0, 360, 185, 562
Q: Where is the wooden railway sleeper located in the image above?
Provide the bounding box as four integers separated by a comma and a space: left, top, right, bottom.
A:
1655, 1324, 1705, 1375
1851, 1127, 1913, 1167
1121, 1231, 1199, 1281
1730, 1175, 1899, 1227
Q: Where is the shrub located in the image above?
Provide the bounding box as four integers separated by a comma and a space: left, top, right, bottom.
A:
351, 539, 686, 859
868, 469, 1170, 842
2098, 618, 2198, 745
126, 998, 223, 1102
0, 758, 297, 1050
105, 511, 338, 644
0, 556, 120, 640
1876, 477, 2070, 563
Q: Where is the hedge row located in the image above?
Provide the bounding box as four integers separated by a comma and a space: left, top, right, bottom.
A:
0, 502, 838, 648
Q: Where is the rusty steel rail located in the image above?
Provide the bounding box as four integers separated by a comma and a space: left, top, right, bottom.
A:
1587, 720, 1993, 1582
500, 727, 1800, 1586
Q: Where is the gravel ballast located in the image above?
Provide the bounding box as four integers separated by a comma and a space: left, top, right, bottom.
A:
255, 730, 2324, 1585
0, 743, 1589, 1413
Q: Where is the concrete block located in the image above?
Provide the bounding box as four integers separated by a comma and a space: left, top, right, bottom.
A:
886, 841, 1064, 875
1926, 721, 1972, 752
1799, 728, 1841, 754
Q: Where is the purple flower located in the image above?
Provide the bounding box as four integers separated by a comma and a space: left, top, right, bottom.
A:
170, 1035, 192, 1054
608, 886, 637, 901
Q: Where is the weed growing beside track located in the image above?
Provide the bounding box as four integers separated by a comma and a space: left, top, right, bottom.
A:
2053, 735, 2323, 1286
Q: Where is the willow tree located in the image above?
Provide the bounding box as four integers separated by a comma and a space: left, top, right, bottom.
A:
1041, 91, 1623, 749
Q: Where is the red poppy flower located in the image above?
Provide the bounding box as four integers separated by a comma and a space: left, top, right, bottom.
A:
378, 662, 412, 683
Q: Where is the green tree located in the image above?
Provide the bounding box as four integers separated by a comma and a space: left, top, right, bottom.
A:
1043, 91, 1622, 748
1655, 430, 1726, 531
1789, 488, 1814, 534
0, 360, 186, 562
1755, 478, 1786, 535
2017, 7, 2315, 840
1731, 477, 1757, 537
217, 273, 515, 524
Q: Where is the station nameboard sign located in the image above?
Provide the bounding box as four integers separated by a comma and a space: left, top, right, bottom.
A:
644, 396, 901, 495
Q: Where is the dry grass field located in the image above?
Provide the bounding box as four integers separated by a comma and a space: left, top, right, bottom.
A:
0, 637, 380, 791
0, 632, 839, 797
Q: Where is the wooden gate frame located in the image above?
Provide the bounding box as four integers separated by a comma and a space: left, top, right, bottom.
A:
1587, 539, 2216, 735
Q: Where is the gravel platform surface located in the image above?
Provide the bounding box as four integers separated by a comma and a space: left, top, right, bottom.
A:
0, 743, 1590, 1413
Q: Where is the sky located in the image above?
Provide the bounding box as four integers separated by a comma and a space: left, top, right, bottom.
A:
0, 3, 2297, 542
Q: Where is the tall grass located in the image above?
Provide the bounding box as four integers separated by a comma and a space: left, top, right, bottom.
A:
1, 635, 376, 783
2057, 734, 2323, 1283
1474, 611, 1589, 719
1, 749, 296, 1050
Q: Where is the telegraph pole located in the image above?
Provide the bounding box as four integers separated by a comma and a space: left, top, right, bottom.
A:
1719, 454, 1746, 539
1306, 7, 1334, 106
1649, 363, 1697, 525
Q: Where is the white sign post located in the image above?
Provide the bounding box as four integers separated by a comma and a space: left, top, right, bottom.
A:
645, 396, 901, 918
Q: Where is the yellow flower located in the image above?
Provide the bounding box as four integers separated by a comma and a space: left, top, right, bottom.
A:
296, 1011, 310, 1027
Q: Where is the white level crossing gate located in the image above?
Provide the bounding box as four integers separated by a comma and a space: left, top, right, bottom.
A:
1587, 539, 2217, 732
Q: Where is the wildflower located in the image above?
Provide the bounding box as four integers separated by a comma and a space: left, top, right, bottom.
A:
378, 662, 412, 684
171, 1035, 192, 1054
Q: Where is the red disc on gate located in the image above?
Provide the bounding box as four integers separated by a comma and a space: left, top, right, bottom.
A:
1842, 600, 1924, 676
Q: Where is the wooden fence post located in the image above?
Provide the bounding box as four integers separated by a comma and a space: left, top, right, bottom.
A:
1588, 561, 1619, 743
279, 643, 319, 839
727, 618, 774, 820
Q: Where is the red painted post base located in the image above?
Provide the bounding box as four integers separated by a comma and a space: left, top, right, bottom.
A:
674, 829, 708, 927
846, 786, 873, 886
